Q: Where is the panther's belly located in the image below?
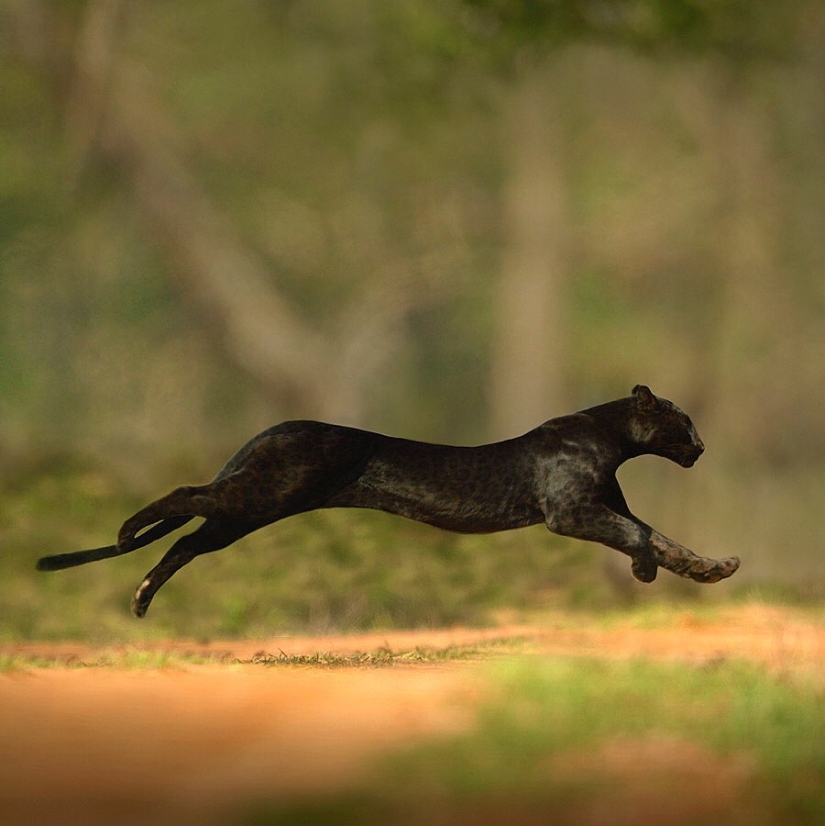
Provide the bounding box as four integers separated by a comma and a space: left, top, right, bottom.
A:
323, 439, 546, 534
328, 481, 545, 533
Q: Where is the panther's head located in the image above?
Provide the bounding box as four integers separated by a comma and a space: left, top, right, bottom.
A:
629, 385, 704, 467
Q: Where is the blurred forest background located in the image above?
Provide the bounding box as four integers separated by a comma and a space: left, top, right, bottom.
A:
1, 0, 824, 636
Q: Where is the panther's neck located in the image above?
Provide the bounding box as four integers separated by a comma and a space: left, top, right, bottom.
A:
579, 397, 650, 460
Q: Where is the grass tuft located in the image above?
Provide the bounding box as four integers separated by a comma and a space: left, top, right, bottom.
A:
245, 638, 527, 668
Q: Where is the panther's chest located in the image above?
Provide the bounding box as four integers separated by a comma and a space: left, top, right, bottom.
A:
537, 442, 617, 484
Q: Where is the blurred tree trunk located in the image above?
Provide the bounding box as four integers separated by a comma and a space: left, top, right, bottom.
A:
52, 0, 444, 425
490, 67, 569, 436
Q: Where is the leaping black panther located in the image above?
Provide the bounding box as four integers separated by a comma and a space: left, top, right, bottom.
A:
37, 385, 740, 617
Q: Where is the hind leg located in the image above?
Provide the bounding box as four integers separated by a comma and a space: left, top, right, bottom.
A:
131, 518, 258, 618
118, 480, 238, 553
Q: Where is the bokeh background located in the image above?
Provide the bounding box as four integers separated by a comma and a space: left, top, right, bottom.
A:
1, 0, 823, 637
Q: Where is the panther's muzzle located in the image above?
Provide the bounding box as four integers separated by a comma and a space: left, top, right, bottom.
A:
666, 441, 704, 468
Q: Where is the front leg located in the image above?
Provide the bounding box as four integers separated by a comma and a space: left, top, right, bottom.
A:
546, 504, 658, 583
546, 504, 739, 584
599, 479, 740, 583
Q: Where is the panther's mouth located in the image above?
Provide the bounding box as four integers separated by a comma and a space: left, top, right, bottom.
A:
665, 444, 704, 468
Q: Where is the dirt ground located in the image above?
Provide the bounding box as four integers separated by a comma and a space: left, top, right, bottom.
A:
1, 605, 823, 825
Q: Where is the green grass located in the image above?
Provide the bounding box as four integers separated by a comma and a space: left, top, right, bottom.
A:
0, 650, 223, 671
250, 655, 825, 825
405, 656, 822, 779
402, 658, 825, 822
0, 654, 66, 671
0, 638, 527, 672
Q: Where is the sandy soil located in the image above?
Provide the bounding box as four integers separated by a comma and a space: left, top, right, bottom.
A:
2, 606, 823, 825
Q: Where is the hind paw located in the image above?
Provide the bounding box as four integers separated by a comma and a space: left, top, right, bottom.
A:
131, 579, 152, 618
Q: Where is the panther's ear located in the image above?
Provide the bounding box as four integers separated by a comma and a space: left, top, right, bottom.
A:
632, 384, 659, 411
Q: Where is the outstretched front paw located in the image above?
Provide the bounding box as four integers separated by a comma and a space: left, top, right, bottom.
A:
689, 556, 741, 584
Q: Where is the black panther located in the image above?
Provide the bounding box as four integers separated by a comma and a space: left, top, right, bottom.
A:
38, 385, 740, 617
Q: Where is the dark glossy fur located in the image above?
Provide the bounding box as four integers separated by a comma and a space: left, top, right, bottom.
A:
37, 385, 740, 617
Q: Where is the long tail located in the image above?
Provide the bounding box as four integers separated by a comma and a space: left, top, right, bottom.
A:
36, 515, 195, 571
37, 545, 121, 570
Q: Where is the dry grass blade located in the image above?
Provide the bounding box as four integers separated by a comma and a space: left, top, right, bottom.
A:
244, 638, 529, 668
